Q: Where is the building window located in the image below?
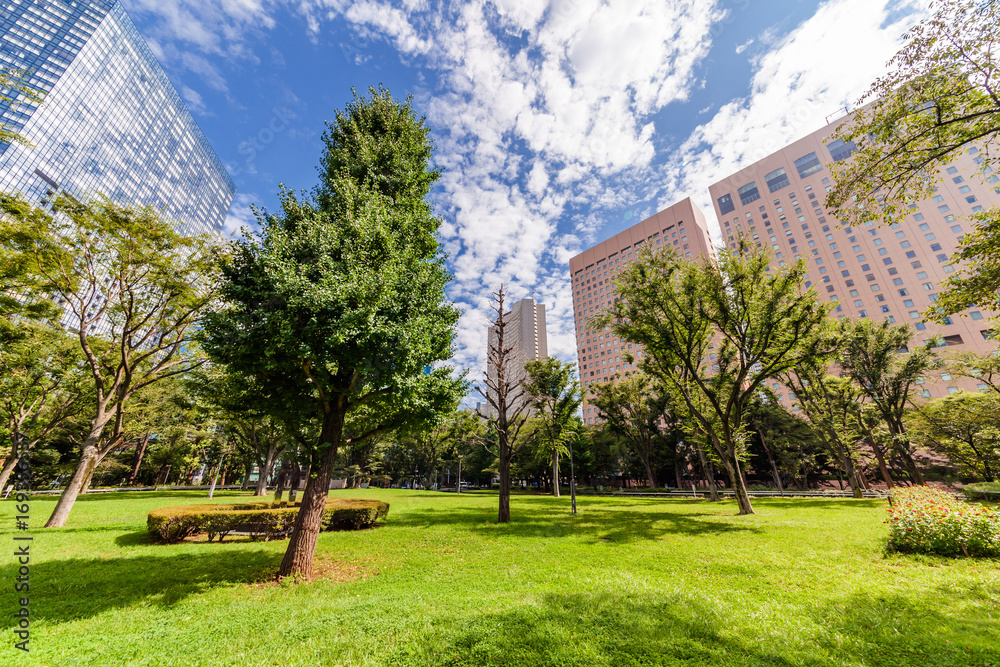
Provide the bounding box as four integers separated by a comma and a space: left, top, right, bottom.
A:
827, 139, 856, 162
717, 193, 735, 214
795, 152, 822, 178
765, 167, 790, 192
738, 182, 761, 205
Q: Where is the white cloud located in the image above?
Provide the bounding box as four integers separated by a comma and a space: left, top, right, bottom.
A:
661, 0, 926, 241
131, 0, 929, 385
222, 192, 258, 237
332, 0, 725, 377
180, 85, 210, 115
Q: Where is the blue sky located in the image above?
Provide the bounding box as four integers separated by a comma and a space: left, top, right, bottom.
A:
122, 0, 925, 377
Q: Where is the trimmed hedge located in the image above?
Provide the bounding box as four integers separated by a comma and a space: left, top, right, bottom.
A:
147, 498, 389, 544
963, 482, 1000, 501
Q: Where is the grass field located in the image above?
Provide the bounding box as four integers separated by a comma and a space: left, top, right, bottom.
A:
1, 489, 998, 666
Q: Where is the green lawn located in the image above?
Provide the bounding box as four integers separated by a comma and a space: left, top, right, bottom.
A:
2, 490, 998, 666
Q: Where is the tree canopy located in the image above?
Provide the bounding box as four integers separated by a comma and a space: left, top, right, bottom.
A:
200, 87, 465, 577
825, 0, 1000, 317
598, 242, 828, 514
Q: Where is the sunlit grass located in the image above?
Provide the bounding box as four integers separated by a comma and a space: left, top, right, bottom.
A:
2, 489, 997, 666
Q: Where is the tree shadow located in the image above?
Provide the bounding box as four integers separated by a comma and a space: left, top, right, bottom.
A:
809, 590, 1000, 667
0, 549, 279, 628
389, 496, 762, 543
388, 591, 800, 666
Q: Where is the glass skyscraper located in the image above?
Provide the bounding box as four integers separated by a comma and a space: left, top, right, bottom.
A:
0, 0, 235, 235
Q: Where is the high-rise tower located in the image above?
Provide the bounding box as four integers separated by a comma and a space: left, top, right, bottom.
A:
0, 0, 235, 234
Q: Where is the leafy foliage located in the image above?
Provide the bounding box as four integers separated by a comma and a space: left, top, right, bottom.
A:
0, 67, 43, 147
907, 390, 1000, 481
200, 87, 464, 576
827, 0, 999, 227
836, 318, 937, 485
824, 0, 1000, 317
598, 241, 828, 514
0, 192, 220, 527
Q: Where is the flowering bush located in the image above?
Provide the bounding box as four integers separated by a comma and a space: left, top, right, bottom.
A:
886, 486, 1000, 557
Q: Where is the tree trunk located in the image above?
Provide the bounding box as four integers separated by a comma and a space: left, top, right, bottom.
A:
757, 428, 784, 496
674, 453, 684, 490
641, 455, 658, 489
867, 438, 895, 489
552, 449, 560, 497
274, 460, 288, 501
895, 444, 925, 486
288, 457, 301, 503
45, 445, 101, 528
888, 423, 924, 485
255, 445, 278, 497
0, 446, 20, 493
208, 455, 224, 499
278, 413, 343, 579
835, 441, 864, 499
695, 446, 720, 501
126, 432, 150, 486
240, 462, 252, 491
498, 446, 512, 523
723, 453, 755, 515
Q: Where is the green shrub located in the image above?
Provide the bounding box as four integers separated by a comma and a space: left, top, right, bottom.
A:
147, 498, 389, 544
963, 481, 1000, 501
886, 486, 1000, 557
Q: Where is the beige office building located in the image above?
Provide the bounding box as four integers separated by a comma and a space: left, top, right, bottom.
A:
708, 112, 1000, 400
569, 198, 715, 424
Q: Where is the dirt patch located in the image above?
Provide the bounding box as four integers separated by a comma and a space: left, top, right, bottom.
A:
249, 556, 377, 588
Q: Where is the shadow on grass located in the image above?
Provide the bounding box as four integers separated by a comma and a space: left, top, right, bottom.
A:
0, 548, 279, 629
387, 588, 1000, 667
388, 591, 798, 667
389, 495, 762, 543
810, 590, 1000, 667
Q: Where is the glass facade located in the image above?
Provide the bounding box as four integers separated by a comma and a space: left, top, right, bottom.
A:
0, 0, 234, 235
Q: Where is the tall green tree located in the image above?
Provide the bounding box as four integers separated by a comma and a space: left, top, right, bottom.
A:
824, 0, 1000, 316
779, 338, 870, 497
201, 88, 465, 578
598, 242, 828, 515
0, 193, 219, 527
523, 356, 582, 497
836, 319, 936, 485
0, 322, 88, 491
